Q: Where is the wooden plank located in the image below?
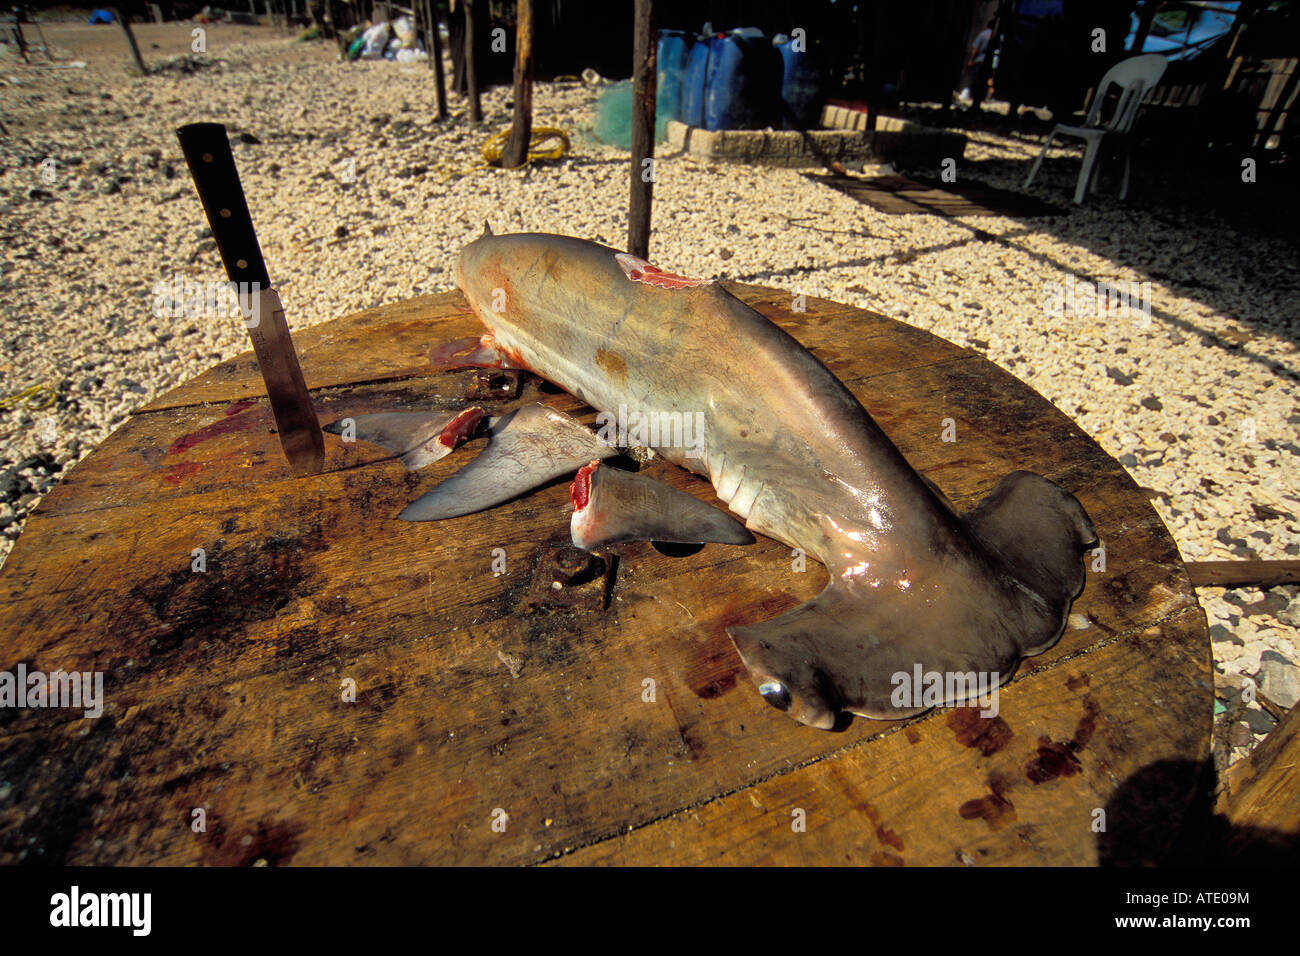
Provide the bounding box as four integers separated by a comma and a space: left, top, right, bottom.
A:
1215, 703, 1300, 863
0, 545, 1207, 866
808, 174, 1063, 218
552, 605, 1210, 866
1185, 560, 1300, 588
0, 421, 1197, 866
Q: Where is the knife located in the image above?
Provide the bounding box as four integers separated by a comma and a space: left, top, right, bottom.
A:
176, 122, 325, 476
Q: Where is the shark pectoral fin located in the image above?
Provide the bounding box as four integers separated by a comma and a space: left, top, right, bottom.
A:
569, 461, 755, 551
322, 408, 485, 470
399, 403, 617, 521
963, 470, 1097, 615
428, 335, 512, 370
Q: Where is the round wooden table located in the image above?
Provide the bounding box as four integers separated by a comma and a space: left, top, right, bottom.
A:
0, 285, 1212, 865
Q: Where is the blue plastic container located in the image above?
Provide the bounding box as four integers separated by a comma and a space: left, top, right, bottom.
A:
680, 38, 711, 128
703, 30, 783, 131
656, 30, 694, 125
775, 37, 824, 129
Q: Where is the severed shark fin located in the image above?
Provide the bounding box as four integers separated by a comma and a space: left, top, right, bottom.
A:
399, 403, 616, 521
428, 334, 516, 371
323, 407, 484, 470
728, 470, 1096, 730
570, 460, 754, 551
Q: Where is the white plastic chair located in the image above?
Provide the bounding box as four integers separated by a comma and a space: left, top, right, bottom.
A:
1024, 54, 1168, 203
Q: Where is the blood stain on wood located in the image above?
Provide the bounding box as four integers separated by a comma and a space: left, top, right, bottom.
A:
114, 522, 327, 674
1024, 695, 1101, 783
161, 461, 204, 484
201, 819, 303, 867
1024, 738, 1082, 783
712, 594, 802, 642
686, 647, 744, 699
958, 771, 1017, 830
876, 824, 905, 852
946, 706, 1013, 756
167, 400, 259, 455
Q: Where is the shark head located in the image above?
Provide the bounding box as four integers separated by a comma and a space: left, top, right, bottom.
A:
728, 624, 842, 730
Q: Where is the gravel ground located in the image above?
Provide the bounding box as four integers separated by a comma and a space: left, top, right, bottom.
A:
2, 23, 1297, 768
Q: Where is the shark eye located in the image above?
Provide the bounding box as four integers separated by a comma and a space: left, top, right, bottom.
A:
759, 681, 792, 712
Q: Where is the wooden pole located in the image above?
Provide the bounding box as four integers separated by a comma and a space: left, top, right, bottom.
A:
464, 0, 481, 123
427, 0, 448, 120
1216, 699, 1300, 851
1185, 560, 1300, 589
111, 7, 148, 74
501, 0, 534, 167
628, 0, 655, 259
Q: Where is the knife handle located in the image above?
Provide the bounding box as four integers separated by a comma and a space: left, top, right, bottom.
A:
176, 123, 272, 289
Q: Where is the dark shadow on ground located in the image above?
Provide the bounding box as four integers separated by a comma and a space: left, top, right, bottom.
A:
1099, 758, 1300, 865
808, 103, 1300, 353
731, 220, 1299, 385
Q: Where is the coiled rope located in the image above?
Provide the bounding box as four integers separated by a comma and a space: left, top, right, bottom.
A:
480, 126, 571, 167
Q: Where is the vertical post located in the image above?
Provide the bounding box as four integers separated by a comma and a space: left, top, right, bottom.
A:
628, 0, 655, 259
1130, 0, 1159, 53
501, 0, 534, 167
112, 7, 148, 74
322, 0, 336, 40
865, 6, 881, 134
464, 0, 482, 123
429, 0, 448, 119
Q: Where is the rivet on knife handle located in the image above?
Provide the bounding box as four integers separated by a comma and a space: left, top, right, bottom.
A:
176, 122, 325, 477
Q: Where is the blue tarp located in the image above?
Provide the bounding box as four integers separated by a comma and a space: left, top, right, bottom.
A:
1126, 1, 1239, 61
88, 9, 116, 24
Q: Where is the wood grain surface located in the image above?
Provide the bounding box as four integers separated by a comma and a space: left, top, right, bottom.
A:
0, 285, 1212, 865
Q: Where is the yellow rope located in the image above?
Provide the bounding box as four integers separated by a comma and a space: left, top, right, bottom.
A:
480, 126, 571, 167
0, 383, 57, 412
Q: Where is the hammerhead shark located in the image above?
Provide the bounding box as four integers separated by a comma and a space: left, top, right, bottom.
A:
327, 230, 1096, 730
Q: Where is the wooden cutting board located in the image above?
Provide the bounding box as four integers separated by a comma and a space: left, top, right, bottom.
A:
0, 284, 1210, 865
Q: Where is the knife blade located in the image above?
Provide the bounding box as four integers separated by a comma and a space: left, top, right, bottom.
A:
176, 122, 325, 477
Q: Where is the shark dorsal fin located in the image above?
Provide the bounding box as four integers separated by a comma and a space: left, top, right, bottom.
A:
614, 253, 709, 289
